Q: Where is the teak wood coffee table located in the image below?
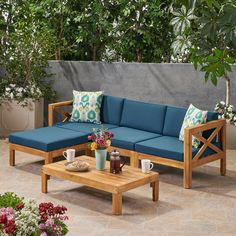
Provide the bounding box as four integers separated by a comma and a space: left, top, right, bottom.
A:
41, 155, 159, 215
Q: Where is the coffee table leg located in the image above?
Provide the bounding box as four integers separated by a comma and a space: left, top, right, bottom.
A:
112, 193, 122, 215
41, 172, 48, 193
152, 181, 159, 202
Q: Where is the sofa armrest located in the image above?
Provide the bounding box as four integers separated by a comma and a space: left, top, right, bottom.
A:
184, 119, 226, 162
185, 119, 226, 135
48, 100, 73, 126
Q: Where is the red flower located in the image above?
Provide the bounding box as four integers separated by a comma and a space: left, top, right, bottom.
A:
0, 214, 7, 224
16, 203, 24, 210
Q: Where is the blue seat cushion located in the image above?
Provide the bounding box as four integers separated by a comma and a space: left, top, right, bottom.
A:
110, 127, 161, 150
120, 99, 167, 134
135, 136, 221, 162
100, 95, 124, 125
9, 126, 89, 152
55, 122, 117, 134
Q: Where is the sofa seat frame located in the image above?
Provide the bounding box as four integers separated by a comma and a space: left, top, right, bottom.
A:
9, 100, 226, 189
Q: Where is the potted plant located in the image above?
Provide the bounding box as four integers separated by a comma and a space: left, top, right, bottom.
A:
88, 126, 114, 170
0, 2, 56, 138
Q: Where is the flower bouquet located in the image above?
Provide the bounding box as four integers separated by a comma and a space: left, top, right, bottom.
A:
88, 125, 114, 170
88, 125, 114, 151
0, 192, 68, 236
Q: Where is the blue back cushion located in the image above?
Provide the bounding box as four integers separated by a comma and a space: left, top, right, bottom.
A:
120, 99, 167, 134
100, 95, 124, 125
203, 111, 218, 140
163, 105, 219, 138
163, 106, 187, 137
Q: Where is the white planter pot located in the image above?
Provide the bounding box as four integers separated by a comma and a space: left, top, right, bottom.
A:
0, 98, 44, 138
226, 123, 236, 150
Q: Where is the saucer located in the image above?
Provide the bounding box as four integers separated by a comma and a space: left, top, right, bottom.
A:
64, 160, 89, 172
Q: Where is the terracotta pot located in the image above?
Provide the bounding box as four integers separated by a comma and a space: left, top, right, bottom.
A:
226, 123, 236, 149
0, 98, 44, 138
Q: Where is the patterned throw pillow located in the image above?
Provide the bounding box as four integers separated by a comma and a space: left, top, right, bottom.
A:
179, 104, 208, 148
70, 90, 103, 123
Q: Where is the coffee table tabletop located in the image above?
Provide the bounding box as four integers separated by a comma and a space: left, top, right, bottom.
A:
41, 155, 159, 215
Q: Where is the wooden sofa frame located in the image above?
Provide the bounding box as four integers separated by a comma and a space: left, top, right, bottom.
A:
9, 100, 226, 189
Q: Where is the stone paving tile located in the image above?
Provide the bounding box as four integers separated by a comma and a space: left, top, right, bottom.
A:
1, 140, 236, 236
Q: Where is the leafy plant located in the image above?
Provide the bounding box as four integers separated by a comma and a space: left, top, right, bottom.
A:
170, 0, 236, 106
0, 192, 23, 210
0, 1, 56, 105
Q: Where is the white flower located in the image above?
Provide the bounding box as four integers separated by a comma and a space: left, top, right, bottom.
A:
10, 93, 14, 99
5, 87, 11, 92
16, 92, 22, 97
220, 101, 225, 105
9, 84, 16, 88
17, 87, 24, 92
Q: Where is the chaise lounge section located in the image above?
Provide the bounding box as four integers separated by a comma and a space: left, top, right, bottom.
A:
9, 95, 226, 188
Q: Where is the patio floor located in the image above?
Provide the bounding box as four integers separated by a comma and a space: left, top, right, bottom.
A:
1, 139, 236, 236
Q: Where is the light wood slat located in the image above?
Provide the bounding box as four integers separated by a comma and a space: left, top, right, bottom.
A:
10, 143, 48, 157
137, 153, 184, 169
48, 100, 73, 126
193, 126, 222, 161
192, 152, 224, 168
193, 133, 222, 154
187, 119, 225, 134
107, 146, 136, 167
50, 100, 73, 107
54, 107, 71, 118
10, 143, 87, 165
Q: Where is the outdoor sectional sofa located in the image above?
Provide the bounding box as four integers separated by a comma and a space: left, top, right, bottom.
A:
9, 95, 226, 188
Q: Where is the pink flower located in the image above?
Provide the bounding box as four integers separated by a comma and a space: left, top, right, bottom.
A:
105, 131, 114, 138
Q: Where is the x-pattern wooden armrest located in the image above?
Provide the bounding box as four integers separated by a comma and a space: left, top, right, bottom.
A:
184, 119, 226, 161
185, 119, 226, 134
48, 100, 73, 126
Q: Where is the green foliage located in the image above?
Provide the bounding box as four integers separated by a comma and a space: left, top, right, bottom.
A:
113, 0, 173, 62
0, 0, 57, 104
0, 192, 23, 210
170, 0, 236, 103
54, 218, 69, 235
192, 48, 234, 86
0, 0, 174, 62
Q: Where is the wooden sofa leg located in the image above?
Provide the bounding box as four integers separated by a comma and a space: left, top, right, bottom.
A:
184, 128, 192, 189
220, 123, 226, 176
9, 145, 15, 166
130, 151, 139, 167
45, 153, 53, 165
184, 167, 192, 189
220, 157, 226, 176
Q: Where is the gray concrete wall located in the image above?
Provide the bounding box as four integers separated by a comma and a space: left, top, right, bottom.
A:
47, 61, 236, 113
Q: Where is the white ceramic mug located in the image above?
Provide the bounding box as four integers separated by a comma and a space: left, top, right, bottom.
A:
141, 159, 154, 173
63, 149, 75, 162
